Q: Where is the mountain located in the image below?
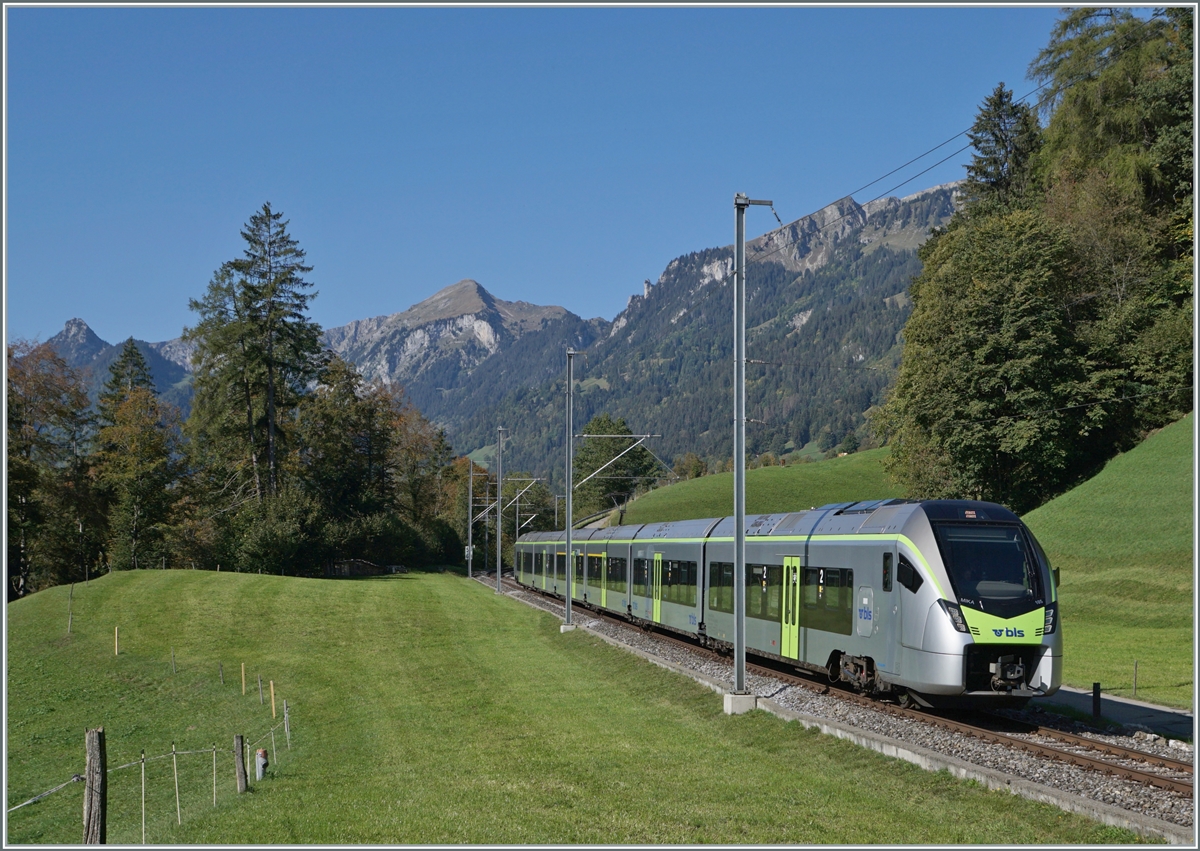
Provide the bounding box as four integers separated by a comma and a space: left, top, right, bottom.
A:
45, 319, 194, 415
320, 279, 605, 408
447, 183, 960, 487
40, 181, 959, 488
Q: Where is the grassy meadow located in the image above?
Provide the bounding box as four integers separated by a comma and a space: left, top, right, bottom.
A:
1024, 414, 1194, 710
622, 447, 901, 524
7, 569, 1140, 844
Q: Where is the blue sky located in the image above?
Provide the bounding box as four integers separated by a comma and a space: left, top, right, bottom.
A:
6, 5, 1067, 346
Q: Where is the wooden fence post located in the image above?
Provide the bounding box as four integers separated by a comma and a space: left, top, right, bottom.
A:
68, 583, 74, 634
212, 744, 217, 807
284, 700, 290, 749
141, 749, 146, 845
114, 626, 119, 656
241, 663, 245, 695
270, 681, 276, 718
234, 734, 247, 793
83, 727, 106, 844
219, 662, 224, 685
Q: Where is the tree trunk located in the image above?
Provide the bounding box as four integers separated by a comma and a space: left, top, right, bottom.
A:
83, 727, 106, 844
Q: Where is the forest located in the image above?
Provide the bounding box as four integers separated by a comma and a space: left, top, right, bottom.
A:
878, 7, 1193, 513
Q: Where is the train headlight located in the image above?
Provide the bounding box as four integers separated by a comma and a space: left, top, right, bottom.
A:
937, 600, 970, 633
1043, 603, 1057, 635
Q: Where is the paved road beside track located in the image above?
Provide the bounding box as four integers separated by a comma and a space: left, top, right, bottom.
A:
1033, 685, 1194, 741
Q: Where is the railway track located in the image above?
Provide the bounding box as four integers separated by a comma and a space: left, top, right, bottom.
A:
499, 575, 1192, 798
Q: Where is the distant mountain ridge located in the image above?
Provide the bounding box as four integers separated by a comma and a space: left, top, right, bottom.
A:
320, 278, 582, 388
42, 182, 960, 485
45, 319, 194, 414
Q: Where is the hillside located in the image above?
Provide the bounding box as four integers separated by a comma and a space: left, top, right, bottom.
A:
621, 448, 900, 524
455, 186, 957, 488
6, 570, 1133, 844
1023, 414, 1194, 710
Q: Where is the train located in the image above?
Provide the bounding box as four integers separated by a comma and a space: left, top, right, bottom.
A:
514, 498, 1061, 708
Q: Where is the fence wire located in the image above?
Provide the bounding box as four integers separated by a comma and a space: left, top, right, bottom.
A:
11, 675, 294, 841
7, 775, 82, 813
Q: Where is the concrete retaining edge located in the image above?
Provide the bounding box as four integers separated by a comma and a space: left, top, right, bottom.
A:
561, 610, 1194, 845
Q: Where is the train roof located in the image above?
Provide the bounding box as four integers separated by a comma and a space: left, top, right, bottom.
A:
514, 499, 1022, 545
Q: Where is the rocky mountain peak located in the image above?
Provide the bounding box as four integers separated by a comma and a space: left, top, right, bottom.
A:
401, 279, 497, 327
46, 318, 108, 367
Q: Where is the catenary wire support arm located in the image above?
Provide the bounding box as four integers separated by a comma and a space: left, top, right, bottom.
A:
503, 479, 542, 510
572, 436, 659, 490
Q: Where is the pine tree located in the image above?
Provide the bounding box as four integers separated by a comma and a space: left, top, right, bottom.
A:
228, 203, 322, 497
98, 338, 156, 427
185, 204, 323, 504
963, 83, 1041, 209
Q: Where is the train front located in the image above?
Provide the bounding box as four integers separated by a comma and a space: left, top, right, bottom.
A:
902, 501, 1062, 706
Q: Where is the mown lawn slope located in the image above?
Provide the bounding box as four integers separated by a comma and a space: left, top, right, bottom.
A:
1024, 414, 1193, 710
623, 447, 901, 524
7, 570, 1137, 844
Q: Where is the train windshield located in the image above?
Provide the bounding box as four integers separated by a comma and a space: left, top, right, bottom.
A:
932, 523, 1045, 617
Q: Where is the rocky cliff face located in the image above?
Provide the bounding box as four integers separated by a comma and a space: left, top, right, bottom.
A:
321, 279, 581, 387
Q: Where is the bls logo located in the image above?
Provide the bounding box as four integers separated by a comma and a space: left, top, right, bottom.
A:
992, 628, 1025, 637
858, 607, 873, 621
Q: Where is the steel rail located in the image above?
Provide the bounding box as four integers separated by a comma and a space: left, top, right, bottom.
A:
505, 576, 1193, 797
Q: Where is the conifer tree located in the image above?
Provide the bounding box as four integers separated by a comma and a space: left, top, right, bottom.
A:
228, 203, 322, 496
98, 338, 156, 427
963, 83, 1041, 209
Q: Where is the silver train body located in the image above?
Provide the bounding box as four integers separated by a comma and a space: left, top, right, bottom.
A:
515, 499, 1062, 707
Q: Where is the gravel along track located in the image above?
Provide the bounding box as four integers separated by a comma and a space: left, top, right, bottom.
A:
496, 579, 1193, 836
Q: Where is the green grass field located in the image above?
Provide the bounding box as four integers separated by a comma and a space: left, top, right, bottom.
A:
1024, 414, 1194, 710
7, 570, 1141, 844
622, 447, 901, 524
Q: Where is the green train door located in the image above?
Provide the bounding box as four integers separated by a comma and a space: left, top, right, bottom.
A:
600, 553, 608, 609
652, 553, 663, 623
782, 557, 802, 659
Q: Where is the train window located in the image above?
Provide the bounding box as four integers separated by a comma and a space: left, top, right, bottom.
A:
804, 567, 854, 635
574, 554, 584, 583
882, 553, 893, 592
534, 552, 543, 577
708, 562, 734, 614
747, 564, 782, 621
803, 568, 821, 608
556, 553, 566, 582
663, 560, 697, 607
632, 559, 650, 597
897, 555, 923, 594
607, 557, 628, 594
587, 555, 603, 584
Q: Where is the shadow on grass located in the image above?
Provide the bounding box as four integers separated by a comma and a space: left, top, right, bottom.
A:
331, 564, 471, 581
